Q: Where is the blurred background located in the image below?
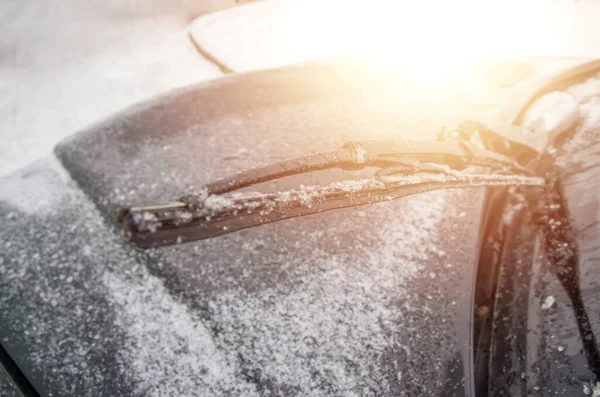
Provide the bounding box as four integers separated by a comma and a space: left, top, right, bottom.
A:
1, 0, 598, 176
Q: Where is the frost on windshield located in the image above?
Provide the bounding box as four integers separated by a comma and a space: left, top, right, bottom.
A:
37, 56, 600, 396
1, 152, 486, 396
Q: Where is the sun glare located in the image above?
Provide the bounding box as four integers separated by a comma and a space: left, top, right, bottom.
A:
293, 0, 564, 83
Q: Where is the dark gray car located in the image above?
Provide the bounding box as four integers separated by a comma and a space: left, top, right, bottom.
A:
1, 58, 600, 397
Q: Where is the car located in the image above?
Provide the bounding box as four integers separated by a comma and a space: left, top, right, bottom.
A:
1, 56, 599, 397
2, 2, 600, 396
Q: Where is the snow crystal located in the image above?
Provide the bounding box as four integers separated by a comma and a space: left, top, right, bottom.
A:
583, 382, 600, 396
173, 210, 194, 225
142, 212, 158, 221
352, 145, 368, 164
329, 178, 383, 192
541, 295, 556, 311
584, 383, 592, 395
204, 193, 242, 212
521, 91, 579, 147
0, 156, 72, 215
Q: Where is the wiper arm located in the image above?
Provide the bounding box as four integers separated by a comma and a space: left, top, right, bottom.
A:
120, 121, 544, 248
198, 136, 533, 196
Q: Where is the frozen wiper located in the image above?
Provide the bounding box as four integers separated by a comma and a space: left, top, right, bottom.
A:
120, 121, 545, 248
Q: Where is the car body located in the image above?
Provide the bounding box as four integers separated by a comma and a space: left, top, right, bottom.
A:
1, 40, 600, 397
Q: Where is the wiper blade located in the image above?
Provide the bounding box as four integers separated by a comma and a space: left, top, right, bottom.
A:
197, 137, 534, 197
121, 173, 543, 248
120, 123, 544, 248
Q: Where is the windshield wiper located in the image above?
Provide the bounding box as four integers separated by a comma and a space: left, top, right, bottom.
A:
119, 121, 544, 248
